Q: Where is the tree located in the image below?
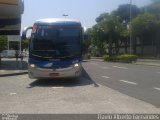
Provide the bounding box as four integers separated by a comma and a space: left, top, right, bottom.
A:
93, 4, 140, 56
95, 13, 110, 23
132, 13, 158, 37
98, 14, 123, 56
147, 0, 160, 19
90, 24, 106, 56
0, 36, 7, 52
117, 4, 140, 23
21, 39, 29, 51
131, 13, 158, 55
89, 1, 160, 58
119, 24, 129, 53
91, 12, 129, 57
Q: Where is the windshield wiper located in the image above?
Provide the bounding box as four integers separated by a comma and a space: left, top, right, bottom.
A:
57, 54, 80, 59
32, 50, 56, 52
31, 54, 54, 59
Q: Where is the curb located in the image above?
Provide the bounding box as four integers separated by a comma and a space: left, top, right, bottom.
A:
89, 59, 104, 62
88, 59, 160, 67
0, 71, 28, 77
82, 59, 104, 62
134, 63, 160, 67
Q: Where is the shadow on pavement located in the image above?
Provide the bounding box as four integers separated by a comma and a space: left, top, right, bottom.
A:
81, 67, 99, 87
0, 60, 28, 70
28, 67, 99, 88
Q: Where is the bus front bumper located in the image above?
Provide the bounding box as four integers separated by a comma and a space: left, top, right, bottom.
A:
28, 64, 82, 79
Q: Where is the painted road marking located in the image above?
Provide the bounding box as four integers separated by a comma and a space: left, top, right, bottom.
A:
102, 76, 110, 79
113, 66, 128, 69
90, 63, 98, 66
101, 67, 110, 69
10, 93, 17, 95
154, 87, 160, 91
119, 80, 137, 85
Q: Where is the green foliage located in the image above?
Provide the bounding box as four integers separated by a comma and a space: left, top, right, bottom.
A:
0, 36, 7, 52
89, 9, 132, 56
22, 39, 29, 49
117, 54, 138, 62
84, 53, 91, 60
131, 13, 158, 36
86, 28, 95, 51
89, 24, 106, 55
148, 0, 160, 19
88, 1, 160, 58
96, 12, 110, 23
99, 14, 121, 34
103, 54, 138, 63
103, 55, 110, 61
117, 4, 140, 23
119, 24, 129, 38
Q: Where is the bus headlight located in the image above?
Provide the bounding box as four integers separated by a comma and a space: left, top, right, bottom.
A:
30, 64, 36, 68
74, 63, 79, 67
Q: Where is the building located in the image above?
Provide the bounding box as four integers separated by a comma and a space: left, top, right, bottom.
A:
0, 0, 24, 35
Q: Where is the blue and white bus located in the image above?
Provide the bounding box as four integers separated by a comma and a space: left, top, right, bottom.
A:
22, 18, 87, 79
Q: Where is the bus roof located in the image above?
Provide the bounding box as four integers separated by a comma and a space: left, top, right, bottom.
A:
35, 18, 81, 26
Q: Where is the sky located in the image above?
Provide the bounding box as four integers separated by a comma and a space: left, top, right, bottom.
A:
21, 0, 151, 30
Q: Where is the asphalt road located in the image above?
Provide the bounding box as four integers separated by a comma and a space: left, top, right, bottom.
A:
0, 61, 160, 114
83, 61, 160, 108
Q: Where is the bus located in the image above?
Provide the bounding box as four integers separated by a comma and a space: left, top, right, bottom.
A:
22, 18, 87, 79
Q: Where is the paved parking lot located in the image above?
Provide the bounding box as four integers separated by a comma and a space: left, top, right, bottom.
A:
0, 61, 160, 113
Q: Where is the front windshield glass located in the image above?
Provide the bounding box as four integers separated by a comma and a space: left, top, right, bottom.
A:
30, 26, 81, 58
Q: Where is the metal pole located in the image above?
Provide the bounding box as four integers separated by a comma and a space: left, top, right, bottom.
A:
20, 37, 21, 54
130, 0, 132, 54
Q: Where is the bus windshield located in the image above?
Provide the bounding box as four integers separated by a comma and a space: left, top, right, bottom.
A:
30, 26, 81, 59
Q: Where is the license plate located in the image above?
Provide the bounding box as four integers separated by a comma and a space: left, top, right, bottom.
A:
49, 73, 59, 77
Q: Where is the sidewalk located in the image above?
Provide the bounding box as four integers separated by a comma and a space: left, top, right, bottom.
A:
135, 59, 160, 67
0, 57, 28, 77
90, 57, 160, 67
90, 57, 103, 62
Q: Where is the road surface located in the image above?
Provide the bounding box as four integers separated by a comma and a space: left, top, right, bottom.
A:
0, 61, 160, 114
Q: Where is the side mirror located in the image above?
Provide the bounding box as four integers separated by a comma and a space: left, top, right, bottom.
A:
84, 32, 88, 41
21, 26, 33, 40
83, 27, 88, 41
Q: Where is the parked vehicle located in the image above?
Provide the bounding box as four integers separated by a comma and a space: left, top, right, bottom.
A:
22, 18, 88, 79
